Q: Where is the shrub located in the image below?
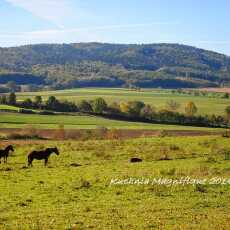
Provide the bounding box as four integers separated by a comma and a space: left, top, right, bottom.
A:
6, 133, 43, 140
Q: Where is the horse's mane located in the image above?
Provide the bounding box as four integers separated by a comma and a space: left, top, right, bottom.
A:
5, 145, 13, 150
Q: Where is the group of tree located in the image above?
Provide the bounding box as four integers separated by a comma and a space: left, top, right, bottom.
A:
1, 92, 230, 128
1, 43, 230, 89
0, 92, 16, 105
172, 89, 230, 99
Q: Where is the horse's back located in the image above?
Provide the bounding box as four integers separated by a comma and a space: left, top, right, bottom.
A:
28, 150, 48, 160
28, 151, 37, 157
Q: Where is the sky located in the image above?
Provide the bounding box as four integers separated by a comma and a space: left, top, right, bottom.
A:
0, 0, 230, 55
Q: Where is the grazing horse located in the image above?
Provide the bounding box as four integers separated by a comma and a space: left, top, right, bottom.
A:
28, 147, 59, 167
0, 145, 14, 164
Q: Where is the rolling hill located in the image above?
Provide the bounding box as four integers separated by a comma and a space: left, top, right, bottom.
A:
0, 42, 230, 90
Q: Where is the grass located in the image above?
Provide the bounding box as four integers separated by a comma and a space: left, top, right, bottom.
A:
1, 135, 230, 229
17, 88, 230, 116
0, 104, 20, 111
0, 112, 224, 131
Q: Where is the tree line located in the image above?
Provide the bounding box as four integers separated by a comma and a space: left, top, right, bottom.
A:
1, 92, 230, 128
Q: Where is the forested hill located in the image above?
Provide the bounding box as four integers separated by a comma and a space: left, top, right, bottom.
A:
0, 42, 230, 89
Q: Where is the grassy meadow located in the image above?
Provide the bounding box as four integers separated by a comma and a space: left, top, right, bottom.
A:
1, 136, 230, 229
17, 88, 230, 116
0, 88, 230, 229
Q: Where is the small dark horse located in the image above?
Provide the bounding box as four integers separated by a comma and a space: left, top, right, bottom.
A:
28, 147, 59, 167
0, 145, 14, 164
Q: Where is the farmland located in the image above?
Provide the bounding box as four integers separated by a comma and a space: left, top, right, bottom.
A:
1, 136, 230, 229
0, 87, 227, 131
0, 112, 225, 132
0, 88, 229, 229
17, 88, 230, 116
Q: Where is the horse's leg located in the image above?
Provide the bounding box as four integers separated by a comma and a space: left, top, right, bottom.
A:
44, 158, 48, 166
28, 157, 33, 167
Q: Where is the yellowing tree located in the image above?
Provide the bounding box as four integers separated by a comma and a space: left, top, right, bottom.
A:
185, 101, 197, 117
166, 100, 180, 111
119, 101, 129, 113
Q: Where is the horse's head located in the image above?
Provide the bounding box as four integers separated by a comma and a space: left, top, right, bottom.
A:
6, 145, 14, 152
53, 147, 59, 155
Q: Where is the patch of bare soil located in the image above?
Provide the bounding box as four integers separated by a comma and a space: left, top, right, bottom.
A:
197, 88, 230, 93
0, 128, 221, 144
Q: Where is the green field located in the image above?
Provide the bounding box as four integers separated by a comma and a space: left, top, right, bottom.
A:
1, 136, 230, 229
0, 104, 20, 111
17, 88, 230, 116
0, 112, 224, 131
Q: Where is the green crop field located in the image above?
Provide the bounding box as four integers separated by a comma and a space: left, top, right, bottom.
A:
0, 104, 20, 111
1, 136, 230, 229
0, 112, 224, 131
17, 88, 230, 116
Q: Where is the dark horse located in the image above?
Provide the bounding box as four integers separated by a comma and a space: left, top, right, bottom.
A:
28, 147, 59, 167
0, 145, 14, 163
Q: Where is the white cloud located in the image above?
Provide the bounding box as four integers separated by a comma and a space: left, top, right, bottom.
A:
0, 21, 182, 46
5, 0, 76, 28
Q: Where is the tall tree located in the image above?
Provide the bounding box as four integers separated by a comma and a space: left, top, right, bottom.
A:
140, 104, 154, 119
8, 92, 16, 105
0, 95, 7, 104
166, 100, 180, 111
78, 100, 92, 112
185, 101, 197, 117
92, 98, 107, 114
127, 101, 145, 116
34, 96, 42, 109
46, 96, 60, 110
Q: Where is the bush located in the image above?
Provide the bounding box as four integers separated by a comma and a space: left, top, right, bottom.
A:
6, 133, 43, 140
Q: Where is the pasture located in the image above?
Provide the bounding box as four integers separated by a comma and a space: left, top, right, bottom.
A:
17, 88, 230, 116
0, 136, 230, 229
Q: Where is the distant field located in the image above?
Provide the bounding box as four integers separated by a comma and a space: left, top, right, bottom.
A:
198, 87, 230, 93
0, 112, 223, 131
17, 88, 230, 116
0, 104, 20, 111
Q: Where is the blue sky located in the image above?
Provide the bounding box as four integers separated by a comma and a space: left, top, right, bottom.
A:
1, 0, 230, 55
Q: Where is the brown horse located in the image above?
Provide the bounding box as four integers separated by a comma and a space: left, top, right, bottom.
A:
28, 147, 59, 167
0, 145, 14, 164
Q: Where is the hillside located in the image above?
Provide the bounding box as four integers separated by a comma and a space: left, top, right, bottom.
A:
0, 43, 230, 90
